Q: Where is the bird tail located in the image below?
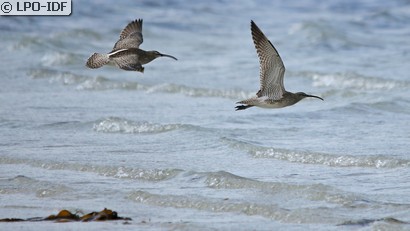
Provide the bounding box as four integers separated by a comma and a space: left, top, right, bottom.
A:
86, 53, 110, 69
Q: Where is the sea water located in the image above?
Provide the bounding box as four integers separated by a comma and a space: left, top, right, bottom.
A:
1, 0, 409, 230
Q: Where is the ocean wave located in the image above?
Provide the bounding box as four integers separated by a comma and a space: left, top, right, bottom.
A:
203, 171, 358, 206
252, 148, 410, 168
34, 68, 407, 102
128, 190, 339, 223
367, 100, 410, 114
28, 68, 88, 85
40, 52, 79, 66
28, 68, 143, 90
338, 217, 409, 227
93, 117, 185, 134
360, 8, 410, 29
28, 68, 252, 98
311, 72, 410, 91
288, 21, 364, 49
0, 175, 70, 198
222, 137, 410, 168
327, 100, 410, 115
10, 26, 101, 52
128, 171, 409, 223
52, 28, 102, 41
76, 77, 144, 91
172, 170, 373, 208
11, 35, 44, 50
146, 83, 251, 99
0, 156, 182, 182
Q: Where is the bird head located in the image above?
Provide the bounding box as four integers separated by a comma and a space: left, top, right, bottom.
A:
296, 92, 323, 101
149, 51, 178, 61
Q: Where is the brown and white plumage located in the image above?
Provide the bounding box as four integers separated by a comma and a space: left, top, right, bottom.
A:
113, 19, 143, 50
86, 19, 177, 73
236, 21, 323, 110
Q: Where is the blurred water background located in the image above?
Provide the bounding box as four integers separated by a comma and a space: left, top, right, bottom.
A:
1, 0, 410, 230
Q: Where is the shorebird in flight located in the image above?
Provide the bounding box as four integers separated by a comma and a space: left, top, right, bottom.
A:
236, 21, 323, 110
86, 19, 177, 73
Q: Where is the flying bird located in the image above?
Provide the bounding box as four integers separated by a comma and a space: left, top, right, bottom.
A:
236, 21, 323, 110
86, 19, 177, 73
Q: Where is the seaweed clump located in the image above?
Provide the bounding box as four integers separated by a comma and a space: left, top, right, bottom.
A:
0, 208, 131, 223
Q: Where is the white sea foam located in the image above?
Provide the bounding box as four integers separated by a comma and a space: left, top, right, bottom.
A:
93, 117, 183, 134
252, 148, 410, 168
40, 52, 78, 66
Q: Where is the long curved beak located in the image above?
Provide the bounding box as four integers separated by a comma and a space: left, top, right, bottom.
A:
159, 53, 178, 61
306, 94, 324, 101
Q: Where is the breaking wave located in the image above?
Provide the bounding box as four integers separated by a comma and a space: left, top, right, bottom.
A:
29, 68, 88, 85
40, 52, 79, 66
222, 138, 410, 168
0, 156, 182, 182
252, 148, 410, 168
93, 117, 186, 134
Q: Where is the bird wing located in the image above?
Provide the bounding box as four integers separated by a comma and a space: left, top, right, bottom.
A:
113, 19, 144, 50
251, 21, 286, 100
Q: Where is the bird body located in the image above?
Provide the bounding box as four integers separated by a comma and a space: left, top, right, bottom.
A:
86, 19, 177, 73
236, 92, 313, 110
236, 21, 322, 110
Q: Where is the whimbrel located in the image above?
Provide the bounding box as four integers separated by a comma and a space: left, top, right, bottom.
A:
236, 21, 323, 110
86, 19, 177, 73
